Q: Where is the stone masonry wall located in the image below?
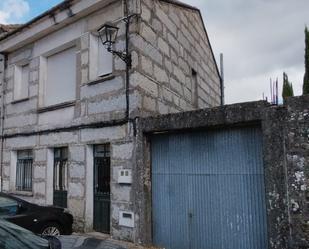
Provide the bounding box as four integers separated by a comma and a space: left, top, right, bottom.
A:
2, 0, 221, 134
1, 123, 136, 241
130, 0, 221, 117
2, 0, 127, 137
284, 96, 309, 249
0, 0, 223, 243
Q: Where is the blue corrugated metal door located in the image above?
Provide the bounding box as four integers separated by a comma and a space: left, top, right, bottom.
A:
151, 127, 268, 249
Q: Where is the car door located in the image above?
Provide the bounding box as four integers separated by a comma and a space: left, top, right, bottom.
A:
0, 196, 36, 231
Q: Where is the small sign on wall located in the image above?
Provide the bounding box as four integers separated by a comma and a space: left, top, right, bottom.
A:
118, 169, 132, 184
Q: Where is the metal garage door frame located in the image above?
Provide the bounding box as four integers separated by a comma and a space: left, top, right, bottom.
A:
150, 126, 268, 249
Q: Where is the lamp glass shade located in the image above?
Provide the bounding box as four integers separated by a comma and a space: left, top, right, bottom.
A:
98, 23, 119, 48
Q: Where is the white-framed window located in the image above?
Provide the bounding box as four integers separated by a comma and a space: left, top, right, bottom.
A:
89, 34, 113, 81
40, 46, 77, 107
13, 63, 29, 101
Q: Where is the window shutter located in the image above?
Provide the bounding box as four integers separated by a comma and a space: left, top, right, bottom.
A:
97, 40, 113, 77
45, 47, 76, 106
14, 64, 29, 100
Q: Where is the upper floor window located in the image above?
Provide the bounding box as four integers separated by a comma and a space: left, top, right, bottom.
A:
89, 34, 113, 81
42, 46, 76, 107
191, 68, 198, 108
13, 64, 29, 101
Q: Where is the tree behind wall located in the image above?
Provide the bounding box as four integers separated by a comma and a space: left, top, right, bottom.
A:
303, 26, 309, 95
282, 72, 294, 99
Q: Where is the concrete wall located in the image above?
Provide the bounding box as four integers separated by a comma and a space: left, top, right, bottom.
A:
130, 0, 221, 116
135, 95, 309, 248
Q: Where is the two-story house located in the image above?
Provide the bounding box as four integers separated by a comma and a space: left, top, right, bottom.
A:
0, 0, 221, 243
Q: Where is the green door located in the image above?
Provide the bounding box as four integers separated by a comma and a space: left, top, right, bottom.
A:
93, 144, 111, 233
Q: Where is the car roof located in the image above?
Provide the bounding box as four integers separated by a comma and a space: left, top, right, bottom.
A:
0, 192, 37, 207
0, 219, 49, 248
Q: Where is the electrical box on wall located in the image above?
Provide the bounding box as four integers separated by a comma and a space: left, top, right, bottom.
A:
118, 169, 132, 184
119, 211, 134, 228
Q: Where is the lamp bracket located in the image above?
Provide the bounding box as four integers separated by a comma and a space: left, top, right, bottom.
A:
121, 13, 138, 24
108, 48, 131, 67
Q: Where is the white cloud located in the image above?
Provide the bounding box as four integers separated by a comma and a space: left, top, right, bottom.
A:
0, 0, 30, 24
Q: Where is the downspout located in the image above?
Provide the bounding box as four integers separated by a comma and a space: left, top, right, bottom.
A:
124, 0, 130, 120
0, 53, 5, 192
125, 14, 131, 120
220, 53, 225, 106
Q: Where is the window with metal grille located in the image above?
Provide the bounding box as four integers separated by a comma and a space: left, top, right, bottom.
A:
53, 148, 68, 191
16, 150, 33, 191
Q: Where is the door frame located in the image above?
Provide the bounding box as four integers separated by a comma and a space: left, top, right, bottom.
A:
84, 144, 111, 233
85, 145, 94, 231
46, 149, 54, 205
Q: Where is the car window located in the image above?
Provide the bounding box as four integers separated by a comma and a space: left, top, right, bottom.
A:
0, 197, 18, 216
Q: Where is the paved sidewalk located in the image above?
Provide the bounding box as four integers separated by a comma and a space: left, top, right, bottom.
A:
59, 233, 160, 249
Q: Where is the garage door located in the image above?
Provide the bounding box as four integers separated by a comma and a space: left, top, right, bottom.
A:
151, 127, 267, 249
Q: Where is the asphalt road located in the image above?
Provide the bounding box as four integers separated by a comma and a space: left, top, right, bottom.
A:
59, 236, 127, 249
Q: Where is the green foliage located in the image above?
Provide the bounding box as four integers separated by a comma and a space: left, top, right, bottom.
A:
282, 72, 294, 98
303, 26, 309, 95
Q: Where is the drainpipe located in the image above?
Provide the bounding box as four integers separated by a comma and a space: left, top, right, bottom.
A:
0, 53, 5, 192
220, 53, 225, 106
125, 12, 131, 120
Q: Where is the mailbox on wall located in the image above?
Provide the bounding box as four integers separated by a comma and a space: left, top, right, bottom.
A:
119, 211, 134, 228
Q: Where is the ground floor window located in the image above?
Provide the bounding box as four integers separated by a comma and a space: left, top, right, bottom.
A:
16, 150, 33, 191
53, 147, 68, 208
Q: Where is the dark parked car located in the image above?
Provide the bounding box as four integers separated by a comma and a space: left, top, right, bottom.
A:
0, 193, 73, 236
0, 218, 61, 249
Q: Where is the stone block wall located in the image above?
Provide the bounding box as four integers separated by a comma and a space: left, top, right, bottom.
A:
130, 0, 221, 116
2, 0, 222, 135
2, 0, 127, 136
284, 96, 309, 249
1, 123, 136, 240
0, 0, 223, 244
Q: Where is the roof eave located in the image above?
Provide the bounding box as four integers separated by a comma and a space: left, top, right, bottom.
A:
0, 0, 76, 42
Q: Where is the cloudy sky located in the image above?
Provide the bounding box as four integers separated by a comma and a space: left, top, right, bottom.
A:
1, 0, 308, 104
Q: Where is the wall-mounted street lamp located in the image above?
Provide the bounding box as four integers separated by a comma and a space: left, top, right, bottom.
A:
97, 14, 137, 120
98, 23, 119, 50
98, 15, 136, 68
